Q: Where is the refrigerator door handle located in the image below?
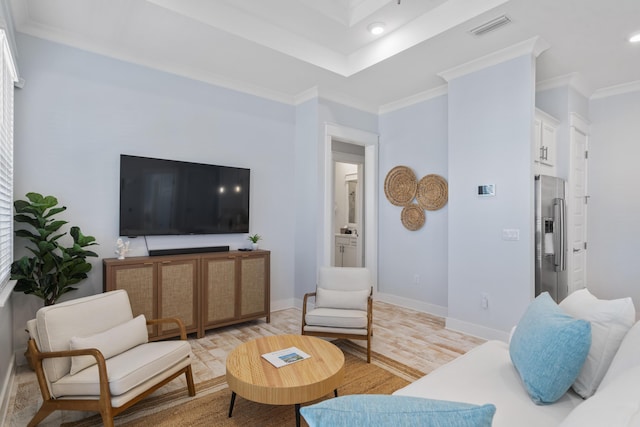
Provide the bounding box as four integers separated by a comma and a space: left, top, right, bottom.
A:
553, 198, 566, 272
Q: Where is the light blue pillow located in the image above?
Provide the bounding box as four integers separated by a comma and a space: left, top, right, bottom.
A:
509, 292, 591, 405
300, 395, 496, 427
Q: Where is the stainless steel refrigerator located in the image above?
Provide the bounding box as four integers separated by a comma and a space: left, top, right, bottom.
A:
535, 175, 568, 303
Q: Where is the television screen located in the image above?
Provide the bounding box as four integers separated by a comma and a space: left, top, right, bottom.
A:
119, 155, 250, 236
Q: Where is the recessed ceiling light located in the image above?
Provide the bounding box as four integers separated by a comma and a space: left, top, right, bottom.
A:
630, 33, 640, 43
367, 22, 386, 35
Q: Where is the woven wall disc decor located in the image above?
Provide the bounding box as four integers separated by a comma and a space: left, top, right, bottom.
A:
384, 166, 417, 206
416, 174, 448, 211
401, 204, 426, 231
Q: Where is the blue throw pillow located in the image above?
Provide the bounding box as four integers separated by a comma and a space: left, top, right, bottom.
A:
300, 395, 496, 427
509, 292, 591, 404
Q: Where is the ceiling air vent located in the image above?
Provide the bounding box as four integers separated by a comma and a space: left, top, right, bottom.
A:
469, 15, 512, 37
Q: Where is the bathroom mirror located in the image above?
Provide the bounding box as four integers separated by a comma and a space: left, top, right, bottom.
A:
346, 173, 358, 228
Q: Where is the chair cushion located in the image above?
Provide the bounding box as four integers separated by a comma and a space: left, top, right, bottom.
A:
305, 307, 368, 329
598, 319, 640, 390
300, 395, 496, 427
51, 341, 191, 397
36, 290, 134, 382
318, 267, 371, 292
509, 292, 591, 404
70, 314, 149, 375
315, 287, 369, 311
559, 288, 635, 398
559, 365, 640, 427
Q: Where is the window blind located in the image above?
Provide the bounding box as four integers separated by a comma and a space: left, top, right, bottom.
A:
0, 29, 17, 295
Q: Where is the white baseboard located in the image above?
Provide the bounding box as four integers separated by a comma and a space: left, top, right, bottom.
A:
0, 355, 16, 427
445, 317, 509, 342
271, 297, 297, 313
375, 292, 448, 318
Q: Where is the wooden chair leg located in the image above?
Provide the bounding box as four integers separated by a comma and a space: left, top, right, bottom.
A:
367, 335, 372, 363
185, 365, 196, 396
100, 413, 115, 427
27, 404, 55, 427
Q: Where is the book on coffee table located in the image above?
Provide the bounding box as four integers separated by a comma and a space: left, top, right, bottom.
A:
261, 346, 311, 368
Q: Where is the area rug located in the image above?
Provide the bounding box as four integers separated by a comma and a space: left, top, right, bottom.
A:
57, 340, 424, 427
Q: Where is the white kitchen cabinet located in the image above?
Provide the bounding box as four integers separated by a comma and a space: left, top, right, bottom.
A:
534, 109, 560, 175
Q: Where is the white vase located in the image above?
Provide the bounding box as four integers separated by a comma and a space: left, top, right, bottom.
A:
251, 242, 258, 250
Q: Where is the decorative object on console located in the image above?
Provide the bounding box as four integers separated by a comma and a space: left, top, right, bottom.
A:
11, 192, 98, 306
416, 174, 448, 211
115, 238, 130, 259
248, 233, 262, 250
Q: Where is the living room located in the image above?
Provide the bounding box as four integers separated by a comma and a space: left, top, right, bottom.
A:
1, 0, 639, 424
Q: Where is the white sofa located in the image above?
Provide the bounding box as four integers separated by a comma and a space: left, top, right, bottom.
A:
394, 289, 640, 426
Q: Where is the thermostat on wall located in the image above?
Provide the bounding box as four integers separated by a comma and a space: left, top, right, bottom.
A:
478, 184, 495, 197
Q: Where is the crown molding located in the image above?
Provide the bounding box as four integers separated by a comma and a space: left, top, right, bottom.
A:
16, 23, 297, 105
590, 79, 640, 100
378, 84, 448, 115
438, 36, 550, 82
536, 73, 592, 99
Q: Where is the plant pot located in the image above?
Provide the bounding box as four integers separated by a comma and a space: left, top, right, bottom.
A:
251, 243, 258, 250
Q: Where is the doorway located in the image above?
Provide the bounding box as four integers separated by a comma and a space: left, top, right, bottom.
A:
322, 123, 378, 287
333, 148, 364, 267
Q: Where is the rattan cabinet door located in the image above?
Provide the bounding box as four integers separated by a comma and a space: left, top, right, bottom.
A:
104, 261, 158, 337
158, 258, 199, 337
202, 256, 237, 327
239, 252, 270, 319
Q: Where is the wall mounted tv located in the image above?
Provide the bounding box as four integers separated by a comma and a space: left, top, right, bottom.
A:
120, 155, 250, 236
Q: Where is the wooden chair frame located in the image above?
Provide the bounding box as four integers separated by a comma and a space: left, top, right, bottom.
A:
301, 289, 373, 362
27, 317, 196, 427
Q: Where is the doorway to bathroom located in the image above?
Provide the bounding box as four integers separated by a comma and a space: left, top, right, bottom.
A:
333, 141, 364, 267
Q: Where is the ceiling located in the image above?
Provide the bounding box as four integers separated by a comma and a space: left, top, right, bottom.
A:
8, 0, 640, 112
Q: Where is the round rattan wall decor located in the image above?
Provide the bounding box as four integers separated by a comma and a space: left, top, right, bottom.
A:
384, 166, 417, 206
416, 174, 448, 211
401, 204, 425, 231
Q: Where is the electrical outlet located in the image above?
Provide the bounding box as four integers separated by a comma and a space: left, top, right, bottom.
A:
414, 274, 420, 286
481, 293, 489, 309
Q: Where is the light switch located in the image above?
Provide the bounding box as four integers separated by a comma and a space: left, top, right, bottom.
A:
502, 229, 520, 241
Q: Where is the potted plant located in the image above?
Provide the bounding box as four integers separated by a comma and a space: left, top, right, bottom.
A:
11, 192, 99, 306
248, 233, 262, 250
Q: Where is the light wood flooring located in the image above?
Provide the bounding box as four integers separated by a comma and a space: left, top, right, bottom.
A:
6, 301, 484, 426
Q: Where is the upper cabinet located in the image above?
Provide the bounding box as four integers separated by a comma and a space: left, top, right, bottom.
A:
534, 109, 560, 176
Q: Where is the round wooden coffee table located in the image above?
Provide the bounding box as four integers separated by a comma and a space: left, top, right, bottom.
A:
226, 334, 345, 426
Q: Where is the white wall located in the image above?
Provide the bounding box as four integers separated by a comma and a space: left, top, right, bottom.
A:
377, 95, 449, 313
13, 34, 297, 349
447, 55, 536, 338
293, 98, 320, 300
588, 89, 640, 307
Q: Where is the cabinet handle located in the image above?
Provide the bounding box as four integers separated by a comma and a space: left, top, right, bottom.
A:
540, 146, 545, 160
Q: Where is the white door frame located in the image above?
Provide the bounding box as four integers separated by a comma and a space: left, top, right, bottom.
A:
567, 112, 589, 294
322, 123, 379, 288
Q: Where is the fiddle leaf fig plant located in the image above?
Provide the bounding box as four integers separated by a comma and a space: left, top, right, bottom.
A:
10, 192, 99, 306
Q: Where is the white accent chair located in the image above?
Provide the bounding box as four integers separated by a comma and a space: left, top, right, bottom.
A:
302, 267, 373, 362
25, 289, 196, 427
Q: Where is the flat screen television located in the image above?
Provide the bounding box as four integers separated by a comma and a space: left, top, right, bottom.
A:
119, 155, 250, 236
